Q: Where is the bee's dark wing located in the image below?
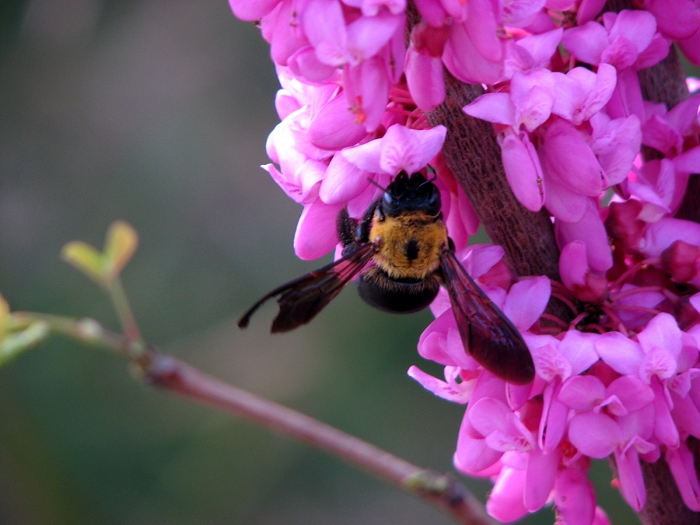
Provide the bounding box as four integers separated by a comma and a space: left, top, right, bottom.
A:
238, 243, 377, 333
439, 249, 535, 385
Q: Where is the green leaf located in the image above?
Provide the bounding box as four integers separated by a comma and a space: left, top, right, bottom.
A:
61, 221, 139, 287
62, 241, 107, 286
103, 221, 139, 281
0, 321, 50, 366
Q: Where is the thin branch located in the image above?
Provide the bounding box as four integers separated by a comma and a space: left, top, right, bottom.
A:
11, 312, 497, 525
144, 352, 497, 525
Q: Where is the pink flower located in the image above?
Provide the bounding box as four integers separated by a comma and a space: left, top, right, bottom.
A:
559, 240, 609, 302
641, 218, 700, 259
562, 10, 669, 71
555, 198, 613, 272
320, 124, 447, 211
637, 0, 700, 41
641, 92, 700, 156
502, 28, 563, 79
229, 0, 281, 21
229, 2, 700, 521
405, 22, 449, 111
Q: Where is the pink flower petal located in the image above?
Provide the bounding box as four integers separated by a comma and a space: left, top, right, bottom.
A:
455, 415, 504, 473
320, 154, 370, 204
606, 10, 657, 54
557, 331, 599, 375
560, 240, 588, 288
487, 468, 529, 523
577, 0, 606, 24
443, 21, 502, 85
642, 218, 700, 258
555, 200, 613, 273
469, 398, 533, 452
307, 92, 368, 150
595, 331, 643, 375
590, 114, 641, 186
229, 0, 281, 21
634, 33, 670, 70
303, 0, 348, 66
637, 312, 682, 359
670, 390, 700, 438
666, 442, 700, 511
642, 0, 700, 40
513, 28, 563, 68
524, 446, 558, 511
651, 379, 680, 448
615, 446, 646, 511
533, 342, 572, 381
405, 47, 445, 111
542, 119, 604, 196
293, 199, 344, 260
418, 308, 476, 369
345, 11, 404, 64
381, 125, 446, 175
343, 57, 390, 131
288, 45, 338, 82
407, 365, 474, 403
559, 375, 606, 410
503, 276, 551, 331
263, 2, 309, 65
679, 29, 700, 66
569, 411, 622, 458
464, 0, 503, 61
607, 376, 654, 412
500, 131, 546, 212
463, 93, 515, 126
561, 21, 608, 65
554, 465, 597, 525
540, 380, 569, 452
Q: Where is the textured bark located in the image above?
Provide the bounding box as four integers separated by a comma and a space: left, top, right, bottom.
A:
426, 74, 561, 281
638, 448, 700, 525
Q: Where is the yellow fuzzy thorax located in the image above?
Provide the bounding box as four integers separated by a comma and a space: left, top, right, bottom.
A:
369, 210, 448, 280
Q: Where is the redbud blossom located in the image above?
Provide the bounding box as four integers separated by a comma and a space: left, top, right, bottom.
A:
229, 1, 700, 522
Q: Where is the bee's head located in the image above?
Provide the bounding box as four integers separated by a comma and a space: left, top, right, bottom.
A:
381, 171, 441, 217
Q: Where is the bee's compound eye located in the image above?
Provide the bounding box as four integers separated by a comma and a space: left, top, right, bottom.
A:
383, 192, 393, 206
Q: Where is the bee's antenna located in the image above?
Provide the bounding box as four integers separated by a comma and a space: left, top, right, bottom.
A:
367, 177, 388, 192
420, 166, 438, 186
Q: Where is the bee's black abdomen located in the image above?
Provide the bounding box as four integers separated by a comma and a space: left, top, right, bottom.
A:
357, 266, 440, 313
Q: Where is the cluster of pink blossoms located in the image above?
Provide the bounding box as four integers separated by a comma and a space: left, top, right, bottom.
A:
229, 1, 700, 523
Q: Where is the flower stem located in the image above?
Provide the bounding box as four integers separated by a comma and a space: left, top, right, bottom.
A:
108, 277, 145, 354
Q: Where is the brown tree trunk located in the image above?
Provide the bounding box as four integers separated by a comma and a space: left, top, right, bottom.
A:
426, 75, 561, 282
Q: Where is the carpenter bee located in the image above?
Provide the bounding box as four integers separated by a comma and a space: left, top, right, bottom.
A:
238, 171, 535, 385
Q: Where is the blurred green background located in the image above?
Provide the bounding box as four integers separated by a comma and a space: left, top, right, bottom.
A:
0, 1, 641, 524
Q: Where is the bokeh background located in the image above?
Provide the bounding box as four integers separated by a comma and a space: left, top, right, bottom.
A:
0, 1, 643, 524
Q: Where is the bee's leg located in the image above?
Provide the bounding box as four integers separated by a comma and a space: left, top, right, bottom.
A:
337, 208, 357, 247
356, 199, 381, 243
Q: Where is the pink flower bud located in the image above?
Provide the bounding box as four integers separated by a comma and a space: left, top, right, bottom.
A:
605, 200, 644, 252
410, 21, 450, 57
660, 240, 700, 283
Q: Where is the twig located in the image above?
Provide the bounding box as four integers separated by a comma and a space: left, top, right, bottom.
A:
11, 311, 497, 525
